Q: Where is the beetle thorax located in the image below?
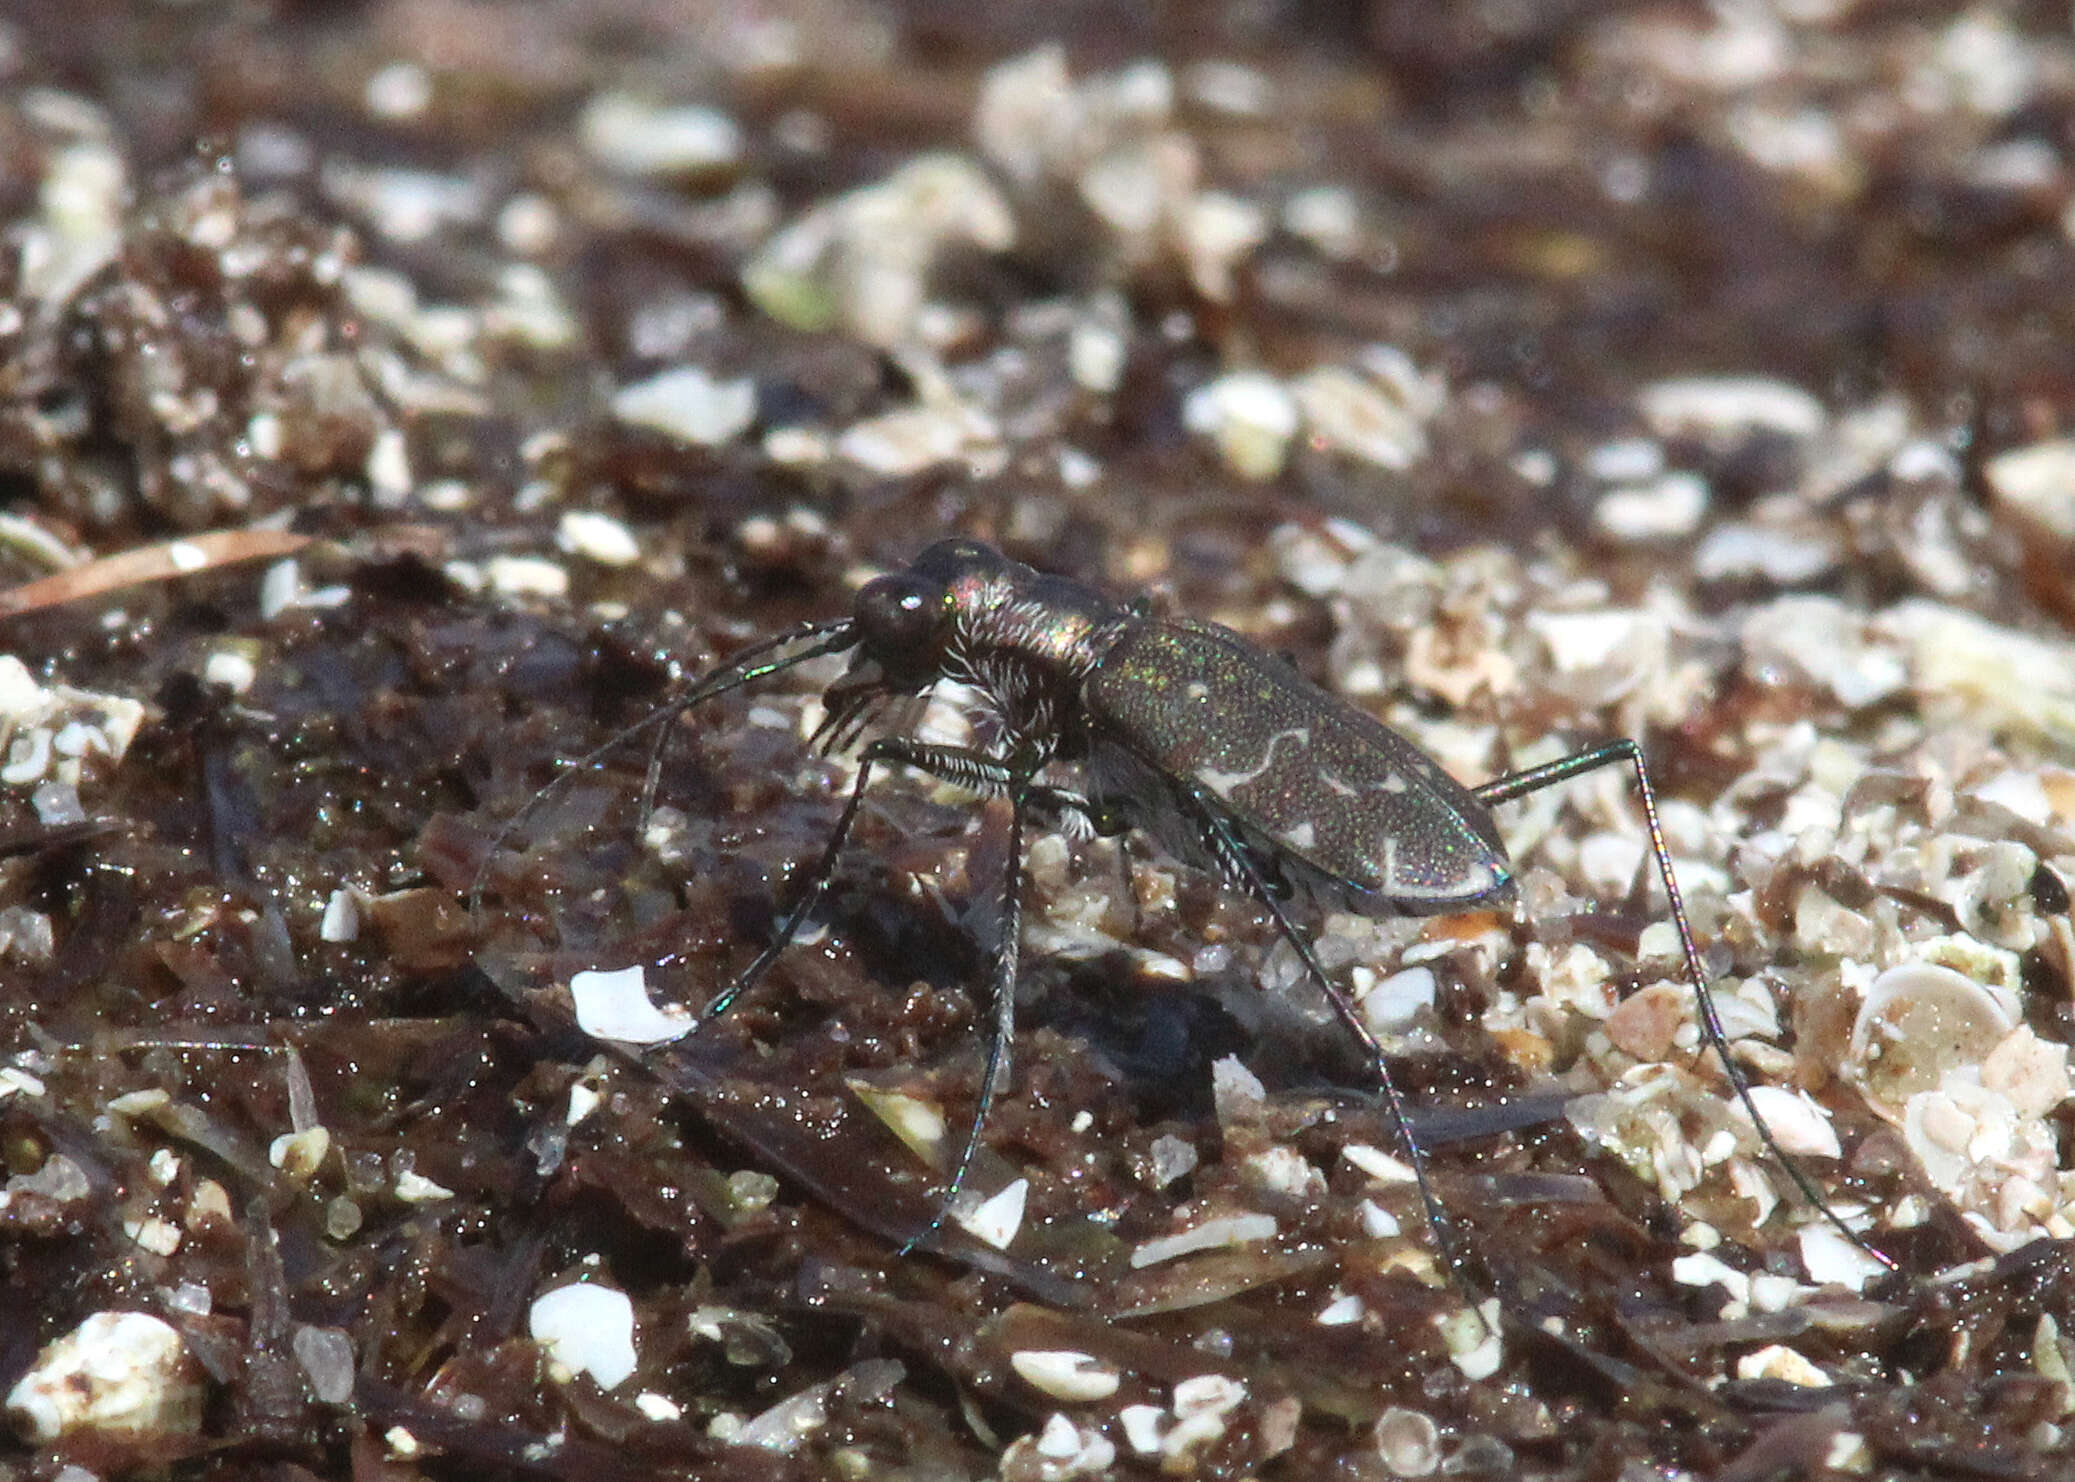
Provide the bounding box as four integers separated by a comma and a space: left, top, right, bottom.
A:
943, 563, 1129, 753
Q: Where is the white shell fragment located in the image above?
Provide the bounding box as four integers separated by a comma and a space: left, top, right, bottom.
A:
1435, 1298, 1503, 1381
1012, 1412, 1116, 1478
483, 554, 569, 600
835, 400, 1000, 478
1172, 1373, 1245, 1418
1673, 1250, 1751, 1305
1119, 1403, 1166, 1456
1638, 375, 1825, 445
393, 1168, 455, 1203
1846, 961, 2075, 1245
611, 366, 758, 447
1243, 1145, 1324, 1200
1799, 1224, 1890, 1294
0, 656, 146, 793
635, 1391, 682, 1422
1877, 600, 2075, 747
556, 510, 643, 567
318, 888, 361, 943
1567, 1065, 1740, 1205
1694, 520, 1842, 585
1736, 1344, 1831, 1387
269, 1126, 332, 1181
529, 1282, 638, 1390
742, 154, 1014, 347
1183, 371, 1298, 481
1983, 436, 2075, 541
1847, 960, 2018, 1119
1340, 1143, 1418, 1185
569, 965, 694, 1045
1128, 1212, 1278, 1268
202, 646, 258, 694
1358, 965, 1437, 1034
1725, 1086, 1841, 1160
1741, 596, 1907, 709
1373, 1406, 1442, 1477
953, 1177, 1029, 1251
1595, 470, 1708, 541
1289, 359, 1437, 472
1357, 1199, 1402, 1239
1008, 1349, 1122, 1402
7, 1311, 206, 1445
1317, 1291, 1366, 1326
579, 93, 742, 179
849, 1081, 949, 1164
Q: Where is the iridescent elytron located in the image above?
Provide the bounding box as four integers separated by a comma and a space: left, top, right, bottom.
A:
492, 538, 1889, 1272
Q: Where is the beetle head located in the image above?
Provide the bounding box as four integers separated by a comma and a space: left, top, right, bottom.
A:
849, 539, 1007, 687
851, 569, 955, 690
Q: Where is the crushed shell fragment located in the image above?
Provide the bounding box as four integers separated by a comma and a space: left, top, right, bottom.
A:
1008, 1350, 1123, 1402
7, 1311, 205, 1445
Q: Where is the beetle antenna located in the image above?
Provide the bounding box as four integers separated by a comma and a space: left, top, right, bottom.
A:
469, 617, 858, 916
1474, 741, 1898, 1273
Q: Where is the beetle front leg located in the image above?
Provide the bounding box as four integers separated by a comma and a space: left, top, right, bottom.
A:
834, 738, 1037, 1255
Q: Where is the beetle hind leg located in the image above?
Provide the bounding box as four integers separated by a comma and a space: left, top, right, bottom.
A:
1171, 780, 1470, 1282
1474, 740, 1894, 1273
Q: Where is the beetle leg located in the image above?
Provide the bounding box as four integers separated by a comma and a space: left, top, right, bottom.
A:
470, 617, 858, 917
1476, 740, 1894, 1272
896, 777, 1026, 1258
1173, 779, 1466, 1281
701, 732, 889, 1020
738, 735, 1035, 1254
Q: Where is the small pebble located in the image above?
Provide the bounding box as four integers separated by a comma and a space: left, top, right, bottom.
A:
291, 1325, 356, 1404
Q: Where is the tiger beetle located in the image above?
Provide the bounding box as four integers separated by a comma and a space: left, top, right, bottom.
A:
481, 537, 1893, 1276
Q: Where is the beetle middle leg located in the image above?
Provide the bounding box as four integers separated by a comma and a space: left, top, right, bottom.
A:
1171, 778, 1468, 1277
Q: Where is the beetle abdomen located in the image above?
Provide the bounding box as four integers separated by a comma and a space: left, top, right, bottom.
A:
1085, 619, 1513, 915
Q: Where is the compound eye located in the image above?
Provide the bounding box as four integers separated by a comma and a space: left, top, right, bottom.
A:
854, 571, 950, 675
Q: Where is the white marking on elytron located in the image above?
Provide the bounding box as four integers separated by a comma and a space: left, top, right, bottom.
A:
1197, 727, 1310, 795
1378, 772, 1408, 793
1320, 771, 1358, 797
1185, 680, 1210, 702
1282, 820, 1317, 851
1372, 832, 1499, 901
